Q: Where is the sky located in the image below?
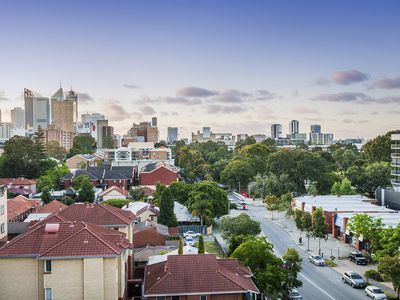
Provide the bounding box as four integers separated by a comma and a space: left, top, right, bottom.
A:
0, 0, 399, 140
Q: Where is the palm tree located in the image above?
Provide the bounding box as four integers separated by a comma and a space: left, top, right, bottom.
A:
191, 199, 213, 226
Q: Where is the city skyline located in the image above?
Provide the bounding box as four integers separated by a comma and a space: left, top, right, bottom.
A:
1, 1, 400, 139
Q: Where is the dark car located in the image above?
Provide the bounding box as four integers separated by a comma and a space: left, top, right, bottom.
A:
348, 252, 368, 265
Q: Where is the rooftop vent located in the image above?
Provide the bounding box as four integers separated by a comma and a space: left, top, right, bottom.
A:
45, 223, 60, 234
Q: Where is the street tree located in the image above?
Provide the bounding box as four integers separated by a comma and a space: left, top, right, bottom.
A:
68, 135, 96, 157
158, 188, 177, 227
282, 248, 303, 297
151, 184, 167, 206
301, 211, 313, 251
347, 214, 383, 258
220, 213, 261, 255
198, 235, 205, 254
264, 195, 280, 220
378, 256, 400, 299
238, 143, 274, 175
312, 208, 328, 255
376, 225, 400, 259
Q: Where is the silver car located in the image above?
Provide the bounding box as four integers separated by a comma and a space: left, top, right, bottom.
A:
289, 289, 302, 299
365, 285, 387, 300
309, 254, 325, 266
342, 271, 366, 288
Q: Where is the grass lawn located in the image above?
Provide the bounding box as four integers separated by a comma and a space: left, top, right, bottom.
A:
195, 241, 219, 254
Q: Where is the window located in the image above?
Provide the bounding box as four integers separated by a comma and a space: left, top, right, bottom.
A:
200, 296, 207, 300
0, 223, 4, 234
44, 260, 52, 273
44, 288, 52, 300
156, 297, 165, 300
172, 297, 180, 300
0, 204, 4, 215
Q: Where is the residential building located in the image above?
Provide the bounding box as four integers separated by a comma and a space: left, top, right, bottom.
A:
289, 120, 299, 135
133, 221, 169, 248
123, 202, 159, 223
236, 133, 249, 142
140, 162, 179, 186
309, 125, 333, 145
65, 154, 98, 170
45, 124, 74, 151
0, 122, 12, 139
252, 134, 266, 143
0, 186, 7, 241
24, 88, 50, 131
144, 254, 259, 299
102, 125, 114, 148
192, 127, 214, 142
127, 119, 159, 143
323, 133, 334, 145
77, 113, 108, 146
7, 195, 40, 222
0, 221, 131, 300
392, 133, 400, 191
0, 177, 37, 196
167, 127, 178, 144
10, 107, 25, 129
97, 119, 109, 148
99, 185, 129, 201
37, 200, 67, 214
271, 123, 283, 139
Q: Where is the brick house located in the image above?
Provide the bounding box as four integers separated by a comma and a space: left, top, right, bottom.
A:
144, 254, 259, 299
140, 163, 179, 186
133, 221, 168, 248
7, 195, 40, 222
99, 185, 129, 201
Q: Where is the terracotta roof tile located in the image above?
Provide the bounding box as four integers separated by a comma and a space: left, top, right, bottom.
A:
0, 221, 130, 258
7, 196, 40, 221
99, 185, 129, 197
11, 177, 36, 185
37, 200, 67, 214
144, 254, 259, 296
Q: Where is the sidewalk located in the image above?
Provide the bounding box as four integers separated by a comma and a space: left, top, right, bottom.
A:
263, 206, 395, 295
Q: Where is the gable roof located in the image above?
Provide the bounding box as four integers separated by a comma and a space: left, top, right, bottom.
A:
141, 162, 179, 174
99, 185, 129, 197
11, 177, 36, 186
37, 200, 67, 214
39, 203, 135, 226
62, 166, 135, 181
0, 221, 131, 258
144, 254, 259, 296
7, 196, 40, 221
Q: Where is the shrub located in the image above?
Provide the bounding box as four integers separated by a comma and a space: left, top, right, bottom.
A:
230, 202, 238, 209
102, 198, 130, 208
364, 269, 383, 282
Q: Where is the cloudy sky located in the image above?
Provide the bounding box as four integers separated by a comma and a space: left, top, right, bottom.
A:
0, 0, 399, 139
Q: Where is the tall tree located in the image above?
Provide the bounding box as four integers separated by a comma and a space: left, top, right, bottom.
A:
129, 187, 146, 202
378, 256, 400, 299
46, 140, 67, 161
68, 135, 96, 157
362, 133, 392, 163
178, 238, 183, 255
198, 235, 205, 254
33, 126, 47, 160
191, 199, 213, 226
264, 195, 280, 220
282, 248, 303, 297
41, 188, 52, 204
312, 208, 328, 255
301, 211, 313, 251
220, 159, 255, 190
169, 181, 192, 206
158, 188, 177, 227
77, 177, 95, 203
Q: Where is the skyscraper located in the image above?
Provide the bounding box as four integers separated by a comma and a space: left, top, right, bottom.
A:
271, 124, 283, 139
11, 107, 25, 129
167, 127, 178, 144
391, 133, 400, 192
65, 89, 79, 123
24, 88, 50, 131
151, 117, 157, 127
310, 124, 321, 134
127, 120, 159, 143
52, 98, 74, 132
289, 120, 299, 135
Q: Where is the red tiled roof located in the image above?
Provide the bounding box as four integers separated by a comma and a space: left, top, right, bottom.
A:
37, 200, 67, 214
7, 195, 40, 221
99, 185, 129, 197
0, 221, 131, 258
144, 254, 259, 296
39, 203, 135, 226
0, 178, 13, 185
136, 205, 160, 217
11, 177, 36, 186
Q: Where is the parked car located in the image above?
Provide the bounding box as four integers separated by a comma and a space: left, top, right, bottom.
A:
289, 289, 302, 299
342, 271, 366, 288
309, 254, 325, 266
348, 251, 368, 265
185, 236, 195, 246
365, 285, 387, 300
183, 231, 201, 238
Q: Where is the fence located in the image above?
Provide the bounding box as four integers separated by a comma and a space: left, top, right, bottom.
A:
214, 236, 227, 258
178, 225, 207, 235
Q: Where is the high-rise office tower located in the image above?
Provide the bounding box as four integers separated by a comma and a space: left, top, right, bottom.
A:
289, 120, 299, 135
127, 120, 159, 143
167, 127, 178, 144
310, 124, 322, 134
11, 107, 25, 129
391, 134, 400, 192
151, 117, 157, 127
65, 89, 79, 123
0, 122, 12, 139
271, 124, 283, 139
24, 88, 50, 131
52, 98, 74, 132
203, 127, 211, 139
102, 126, 114, 148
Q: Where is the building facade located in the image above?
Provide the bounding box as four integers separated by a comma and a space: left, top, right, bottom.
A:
392, 133, 400, 191
127, 119, 159, 143
289, 120, 299, 135
10, 107, 25, 129
0, 186, 7, 241
45, 125, 74, 151
167, 127, 178, 144
271, 124, 283, 139
24, 89, 50, 131
0, 123, 12, 139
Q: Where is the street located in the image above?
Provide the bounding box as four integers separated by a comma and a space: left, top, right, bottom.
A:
229, 193, 369, 300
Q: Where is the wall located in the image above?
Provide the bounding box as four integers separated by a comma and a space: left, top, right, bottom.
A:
140, 167, 178, 185
106, 179, 128, 190
104, 257, 119, 300
0, 258, 38, 299
0, 187, 7, 241
84, 258, 104, 299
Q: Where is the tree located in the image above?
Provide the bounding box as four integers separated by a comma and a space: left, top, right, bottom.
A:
307, 182, 318, 196
191, 199, 213, 226
282, 248, 303, 297
158, 188, 177, 227
220, 213, 261, 254
187, 181, 228, 219
178, 238, 183, 254
294, 210, 304, 234
41, 188, 52, 204
238, 143, 274, 175
174, 146, 211, 183
362, 134, 392, 163
37, 164, 70, 192
232, 237, 299, 299
73, 175, 91, 190
102, 198, 130, 208
152, 184, 167, 206
46, 141, 67, 161
378, 256, 400, 299
376, 225, 400, 259
68, 135, 96, 157
74, 175, 95, 202
60, 195, 74, 206
169, 181, 192, 206
220, 159, 255, 191
331, 178, 355, 195
129, 187, 146, 202
198, 235, 205, 254
280, 192, 294, 217
347, 214, 383, 258
264, 195, 280, 220
252, 173, 296, 198
301, 211, 313, 251
312, 208, 328, 255
33, 126, 47, 160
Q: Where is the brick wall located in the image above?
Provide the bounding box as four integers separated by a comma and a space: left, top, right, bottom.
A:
133, 228, 166, 248
140, 167, 178, 186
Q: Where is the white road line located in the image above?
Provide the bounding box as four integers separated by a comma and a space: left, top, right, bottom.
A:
299, 272, 336, 300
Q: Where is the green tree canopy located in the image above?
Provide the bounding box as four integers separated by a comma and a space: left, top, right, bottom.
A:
169, 181, 192, 206
68, 135, 96, 157
198, 235, 205, 254
102, 198, 130, 208
129, 187, 146, 202
158, 188, 177, 227
46, 140, 67, 161
282, 248, 303, 296
362, 133, 392, 163
312, 207, 328, 255
220, 159, 255, 190
378, 256, 400, 299
238, 143, 274, 175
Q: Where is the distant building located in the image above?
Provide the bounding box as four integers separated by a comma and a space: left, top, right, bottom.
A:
10, 107, 25, 129
52, 97, 75, 132
310, 124, 321, 134
0, 123, 12, 139
236, 133, 249, 142
289, 120, 299, 135
24, 88, 50, 131
192, 127, 235, 148
271, 124, 283, 139
140, 162, 179, 186
167, 127, 178, 144
253, 134, 266, 143
127, 119, 159, 143
45, 125, 74, 151
151, 117, 157, 127
392, 133, 400, 192
309, 124, 333, 145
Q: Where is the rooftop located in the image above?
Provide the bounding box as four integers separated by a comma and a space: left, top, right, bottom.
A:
37, 200, 67, 214
7, 195, 40, 221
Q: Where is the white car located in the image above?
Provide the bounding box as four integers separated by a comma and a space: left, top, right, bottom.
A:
185, 236, 195, 246
289, 289, 302, 299
183, 231, 201, 238
309, 254, 325, 266
365, 285, 387, 300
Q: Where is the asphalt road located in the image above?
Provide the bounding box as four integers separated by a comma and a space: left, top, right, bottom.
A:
229, 193, 368, 300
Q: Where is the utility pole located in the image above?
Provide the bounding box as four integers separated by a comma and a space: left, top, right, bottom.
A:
238, 181, 241, 193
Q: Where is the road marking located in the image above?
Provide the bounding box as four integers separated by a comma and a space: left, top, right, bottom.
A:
299, 272, 336, 300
